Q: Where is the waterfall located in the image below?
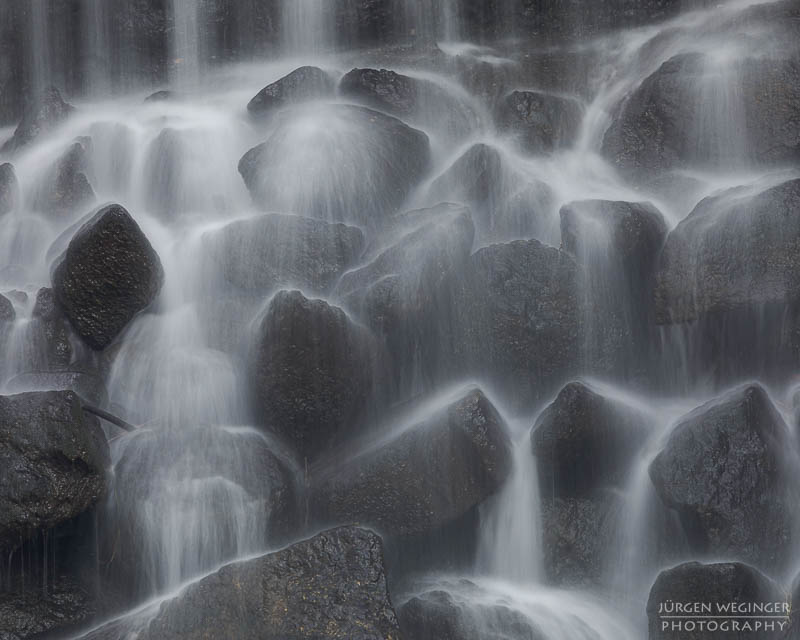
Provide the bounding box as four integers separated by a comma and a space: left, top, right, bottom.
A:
1, 1, 798, 638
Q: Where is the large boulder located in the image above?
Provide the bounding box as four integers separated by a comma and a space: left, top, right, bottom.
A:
339, 68, 419, 117
654, 178, 800, 324
100, 426, 298, 599
603, 53, 800, 175
89, 527, 402, 640
450, 240, 582, 409
309, 388, 512, 536
0, 293, 13, 324
0, 163, 19, 216
398, 583, 545, 640
0, 391, 108, 551
426, 143, 553, 242
532, 381, 651, 497
52, 204, 164, 350
33, 139, 95, 216
1, 86, 75, 154
252, 290, 384, 462
238, 104, 430, 226
247, 66, 334, 116
560, 199, 667, 377
495, 90, 583, 153
335, 203, 474, 394
0, 577, 95, 640
647, 562, 786, 640
203, 212, 364, 295
649, 384, 793, 568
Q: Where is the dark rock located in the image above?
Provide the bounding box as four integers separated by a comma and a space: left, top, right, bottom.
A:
203, 212, 364, 294
238, 104, 430, 226
34, 139, 95, 216
1, 86, 75, 154
426, 143, 553, 242
398, 582, 545, 640
252, 290, 384, 462
0, 577, 95, 640
655, 179, 800, 324
647, 562, 785, 640
450, 240, 582, 409
335, 203, 474, 394
560, 199, 667, 377
540, 493, 621, 587
31, 287, 73, 369
309, 388, 512, 536
0, 391, 108, 552
5, 371, 108, 407
0, 293, 14, 324
603, 53, 800, 175
247, 66, 334, 116
92, 527, 401, 640
496, 90, 583, 153
649, 384, 793, 568
101, 426, 298, 598
339, 67, 419, 117
532, 381, 651, 497
52, 204, 164, 350
0, 163, 19, 217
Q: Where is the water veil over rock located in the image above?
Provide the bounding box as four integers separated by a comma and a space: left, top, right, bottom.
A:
0, 1, 798, 639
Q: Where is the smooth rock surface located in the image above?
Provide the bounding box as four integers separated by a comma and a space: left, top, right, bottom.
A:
649, 384, 793, 567
248, 66, 334, 116
309, 388, 512, 536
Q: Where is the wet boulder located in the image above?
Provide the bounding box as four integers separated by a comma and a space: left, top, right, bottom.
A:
339, 67, 419, 117
398, 582, 545, 640
532, 381, 651, 497
52, 204, 164, 350
309, 388, 512, 536
603, 53, 800, 175
649, 384, 793, 568
238, 104, 430, 226
0, 163, 19, 216
92, 527, 401, 640
426, 143, 553, 242
203, 212, 364, 295
247, 66, 334, 116
0, 577, 95, 640
654, 178, 800, 324
647, 562, 785, 640
335, 203, 474, 393
495, 90, 583, 153
450, 240, 582, 409
1, 86, 75, 154
0, 391, 109, 551
252, 290, 384, 462
540, 493, 621, 587
339, 68, 478, 140
33, 139, 95, 216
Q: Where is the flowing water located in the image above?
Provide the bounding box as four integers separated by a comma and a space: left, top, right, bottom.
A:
1, 0, 798, 638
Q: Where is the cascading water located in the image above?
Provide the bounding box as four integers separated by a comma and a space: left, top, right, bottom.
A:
1, 0, 798, 638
